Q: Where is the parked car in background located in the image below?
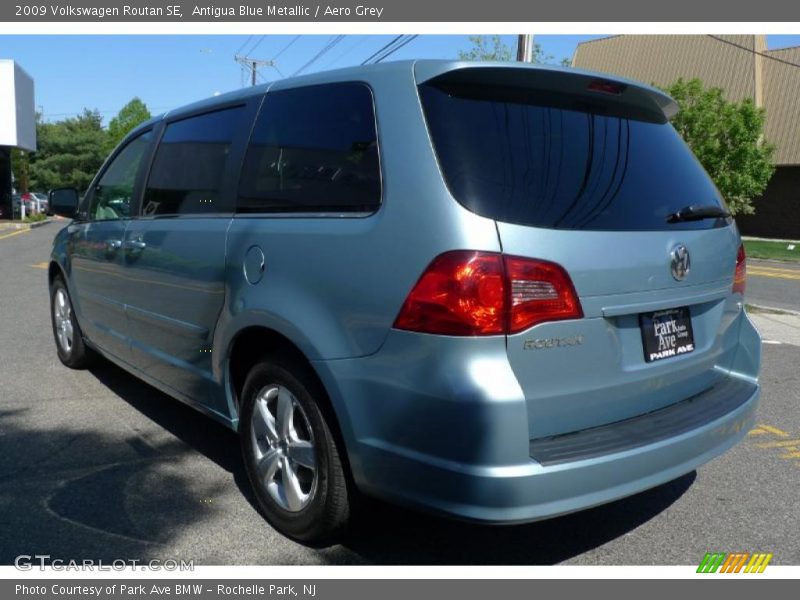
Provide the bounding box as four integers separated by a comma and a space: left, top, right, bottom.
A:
46, 61, 761, 543
31, 192, 49, 214
21, 192, 48, 215
19, 193, 36, 215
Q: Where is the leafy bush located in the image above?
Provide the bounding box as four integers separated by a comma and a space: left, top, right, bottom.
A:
665, 78, 775, 216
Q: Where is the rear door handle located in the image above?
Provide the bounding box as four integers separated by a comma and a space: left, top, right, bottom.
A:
126, 239, 147, 250
107, 239, 123, 251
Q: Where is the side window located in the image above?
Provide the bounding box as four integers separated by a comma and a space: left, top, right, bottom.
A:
238, 83, 381, 213
142, 107, 244, 216
90, 131, 152, 221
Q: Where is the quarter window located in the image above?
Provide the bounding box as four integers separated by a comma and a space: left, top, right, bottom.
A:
238, 83, 381, 213
89, 131, 152, 221
142, 107, 244, 216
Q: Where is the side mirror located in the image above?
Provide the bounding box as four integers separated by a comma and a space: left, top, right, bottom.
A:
49, 188, 80, 218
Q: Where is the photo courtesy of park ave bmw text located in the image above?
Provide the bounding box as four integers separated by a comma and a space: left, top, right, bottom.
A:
1, 0, 799, 594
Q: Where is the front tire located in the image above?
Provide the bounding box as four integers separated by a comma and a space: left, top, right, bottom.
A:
50, 276, 93, 369
240, 358, 350, 543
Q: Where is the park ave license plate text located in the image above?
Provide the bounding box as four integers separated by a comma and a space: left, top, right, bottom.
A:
639, 307, 695, 363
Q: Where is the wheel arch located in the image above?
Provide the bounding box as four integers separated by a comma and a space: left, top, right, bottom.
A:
48, 260, 66, 286
224, 325, 357, 485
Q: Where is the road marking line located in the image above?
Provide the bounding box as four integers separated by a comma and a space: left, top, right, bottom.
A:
756, 424, 789, 437
30, 261, 48, 269
762, 340, 783, 345
748, 264, 800, 273
749, 266, 800, 273
0, 229, 31, 241
750, 424, 800, 467
749, 269, 800, 281
750, 272, 800, 279
756, 439, 800, 448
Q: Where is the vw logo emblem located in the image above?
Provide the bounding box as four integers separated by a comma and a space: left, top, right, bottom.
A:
670, 244, 691, 281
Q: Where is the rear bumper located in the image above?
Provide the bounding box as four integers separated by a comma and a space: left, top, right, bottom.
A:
355, 378, 757, 523
312, 313, 760, 523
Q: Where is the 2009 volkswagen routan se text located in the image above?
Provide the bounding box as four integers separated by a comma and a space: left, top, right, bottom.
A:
47, 60, 761, 543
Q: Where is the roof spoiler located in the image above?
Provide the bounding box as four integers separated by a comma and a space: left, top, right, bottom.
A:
414, 61, 678, 124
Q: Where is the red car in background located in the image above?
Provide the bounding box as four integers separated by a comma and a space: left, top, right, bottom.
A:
20, 192, 48, 214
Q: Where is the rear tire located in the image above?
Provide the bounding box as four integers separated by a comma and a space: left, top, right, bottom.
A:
240, 357, 350, 543
50, 276, 94, 369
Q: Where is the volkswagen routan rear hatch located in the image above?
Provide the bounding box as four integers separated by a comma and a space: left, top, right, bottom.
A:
416, 62, 745, 440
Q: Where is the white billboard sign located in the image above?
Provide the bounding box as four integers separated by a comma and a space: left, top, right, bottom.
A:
0, 60, 36, 152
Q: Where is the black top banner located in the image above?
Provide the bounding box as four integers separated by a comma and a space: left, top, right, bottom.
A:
3, 0, 800, 22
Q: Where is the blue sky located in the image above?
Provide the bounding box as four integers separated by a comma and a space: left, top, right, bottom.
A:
3, 34, 800, 124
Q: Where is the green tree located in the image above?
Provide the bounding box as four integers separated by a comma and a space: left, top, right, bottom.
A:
11, 149, 30, 193
665, 78, 775, 216
28, 109, 109, 192
458, 35, 556, 63
107, 97, 151, 150
458, 35, 514, 61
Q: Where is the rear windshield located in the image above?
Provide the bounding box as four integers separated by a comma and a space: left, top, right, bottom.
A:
419, 82, 728, 231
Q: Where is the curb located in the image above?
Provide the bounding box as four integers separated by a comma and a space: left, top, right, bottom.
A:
0, 218, 54, 231
746, 303, 800, 317
742, 236, 800, 244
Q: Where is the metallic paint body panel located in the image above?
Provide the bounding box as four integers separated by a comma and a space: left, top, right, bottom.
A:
49, 60, 763, 523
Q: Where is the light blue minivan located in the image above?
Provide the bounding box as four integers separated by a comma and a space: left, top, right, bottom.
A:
48, 60, 761, 542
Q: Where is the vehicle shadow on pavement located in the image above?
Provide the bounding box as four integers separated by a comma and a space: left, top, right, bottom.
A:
337, 471, 695, 564
14, 358, 695, 565
84, 359, 262, 513
0, 397, 230, 564
86, 360, 243, 475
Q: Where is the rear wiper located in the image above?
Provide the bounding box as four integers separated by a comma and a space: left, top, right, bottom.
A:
666, 204, 731, 223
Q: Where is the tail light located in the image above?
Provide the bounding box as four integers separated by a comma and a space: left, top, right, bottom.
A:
504, 255, 584, 332
733, 244, 746, 295
393, 251, 583, 336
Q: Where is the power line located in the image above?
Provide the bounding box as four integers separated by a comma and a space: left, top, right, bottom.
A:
707, 35, 800, 70
361, 35, 404, 65
235, 35, 253, 56
375, 35, 418, 63
273, 35, 301, 60
319, 35, 372, 71
364, 35, 418, 64
247, 36, 266, 56
233, 36, 300, 85
370, 36, 410, 63
292, 35, 346, 77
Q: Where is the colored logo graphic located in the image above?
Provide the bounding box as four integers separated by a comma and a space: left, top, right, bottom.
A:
697, 552, 773, 573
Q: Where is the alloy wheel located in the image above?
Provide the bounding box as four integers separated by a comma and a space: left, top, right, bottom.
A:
54, 288, 74, 354
249, 384, 317, 512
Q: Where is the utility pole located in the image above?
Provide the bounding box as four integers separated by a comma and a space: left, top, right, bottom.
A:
234, 55, 277, 86
516, 34, 535, 62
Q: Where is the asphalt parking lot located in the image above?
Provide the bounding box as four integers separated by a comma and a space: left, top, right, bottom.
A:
0, 222, 798, 565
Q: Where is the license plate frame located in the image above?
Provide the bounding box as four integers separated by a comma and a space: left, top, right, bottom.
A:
639, 307, 695, 363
